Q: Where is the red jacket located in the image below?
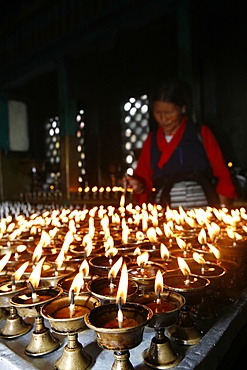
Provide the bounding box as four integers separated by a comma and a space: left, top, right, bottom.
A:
134, 118, 237, 203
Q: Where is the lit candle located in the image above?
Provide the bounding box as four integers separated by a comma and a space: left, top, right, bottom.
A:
177, 257, 191, 286
69, 289, 75, 318
28, 281, 40, 303
116, 263, 128, 328
117, 297, 123, 328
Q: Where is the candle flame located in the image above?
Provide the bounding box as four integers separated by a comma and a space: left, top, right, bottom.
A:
14, 261, 29, 281
198, 228, 207, 244
69, 271, 84, 297
226, 228, 243, 240
79, 259, 90, 277
193, 252, 206, 265
116, 263, 128, 305
122, 225, 129, 244
105, 247, 118, 258
155, 269, 163, 294
133, 246, 141, 256
136, 251, 149, 266
16, 245, 27, 253
176, 237, 186, 250
119, 194, 125, 208
208, 244, 221, 260
177, 257, 191, 276
108, 256, 123, 279
32, 243, 43, 264
84, 238, 93, 257
0, 251, 12, 272
160, 243, 169, 260
163, 223, 173, 238
146, 227, 157, 243
29, 256, 46, 289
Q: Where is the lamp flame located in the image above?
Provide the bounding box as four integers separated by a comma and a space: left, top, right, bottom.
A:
208, 244, 221, 261
14, 261, 29, 281
177, 257, 191, 276
69, 271, 84, 297
160, 243, 169, 260
146, 227, 157, 243
176, 237, 186, 250
155, 269, 163, 295
29, 256, 46, 289
0, 251, 11, 272
79, 259, 90, 277
137, 251, 149, 266
193, 252, 206, 265
108, 256, 123, 279
198, 228, 207, 244
116, 262, 128, 305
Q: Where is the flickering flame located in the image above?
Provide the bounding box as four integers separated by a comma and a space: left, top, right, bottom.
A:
84, 238, 93, 257
88, 218, 95, 238
208, 244, 221, 261
146, 227, 157, 243
177, 257, 191, 276
55, 249, 65, 269
193, 252, 206, 265
69, 271, 84, 297
163, 223, 173, 238
119, 194, 125, 208
79, 259, 89, 277
29, 256, 46, 289
108, 257, 123, 279
142, 211, 148, 232
116, 262, 128, 305
101, 214, 109, 232
82, 233, 92, 247
160, 243, 170, 260
176, 237, 186, 250
104, 235, 114, 251
155, 269, 163, 295
226, 228, 243, 240
207, 222, 221, 242
16, 245, 27, 253
39, 230, 51, 247
0, 251, 11, 272
62, 230, 74, 254
92, 186, 98, 194
32, 243, 43, 264
133, 246, 141, 256
137, 251, 149, 266
105, 247, 118, 258
122, 225, 129, 244
14, 261, 29, 281
198, 228, 207, 244
185, 216, 197, 228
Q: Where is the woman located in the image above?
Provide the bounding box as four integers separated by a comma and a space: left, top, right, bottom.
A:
125, 81, 237, 209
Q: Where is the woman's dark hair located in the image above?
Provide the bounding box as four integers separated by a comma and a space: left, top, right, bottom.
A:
149, 80, 193, 130
152, 80, 191, 107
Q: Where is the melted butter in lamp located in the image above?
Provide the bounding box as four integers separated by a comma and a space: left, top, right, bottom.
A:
146, 300, 176, 314
103, 317, 139, 329
53, 305, 90, 319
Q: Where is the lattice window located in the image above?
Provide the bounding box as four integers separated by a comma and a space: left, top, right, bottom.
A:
76, 109, 87, 189
121, 94, 149, 175
44, 116, 61, 191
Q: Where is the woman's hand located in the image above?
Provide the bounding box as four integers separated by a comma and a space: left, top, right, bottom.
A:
123, 175, 145, 195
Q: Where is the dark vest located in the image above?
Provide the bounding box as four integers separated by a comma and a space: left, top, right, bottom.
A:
150, 122, 219, 206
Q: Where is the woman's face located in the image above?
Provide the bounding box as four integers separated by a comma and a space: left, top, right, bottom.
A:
153, 101, 185, 135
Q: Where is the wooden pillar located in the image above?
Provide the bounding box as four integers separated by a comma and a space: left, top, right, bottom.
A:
57, 59, 78, 202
